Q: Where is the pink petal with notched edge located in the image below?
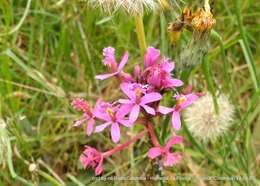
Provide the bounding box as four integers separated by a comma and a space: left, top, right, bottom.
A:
147, 147, 164, 159
95, 72, 119, 80
171, 111, 181, 130
118, 52, 129, 71
129, 105, 140, 122
120, 83, 136, 100
95, 122, 111, 133
163, 152, 181, 166
140, 93, 162, 104
141, 104, 156, 115
165, 136, 183, 150
111, 122, 120, 143
86, 118, 95, 136
158, 106, 173, 115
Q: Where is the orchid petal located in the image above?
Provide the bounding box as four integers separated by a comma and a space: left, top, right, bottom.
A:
129, 105, 140, 122
118, 99, 133, 104
140, 93, 162, 104
158, 106, 173, 115
111, 122, 120, 143
95, 72, 118, 80
144, 47, 160, 68
92, 109, 110, 122
116, 104, 133, 119
120, 83, 136, 100
160, 58, 175, 72
165, 136, 183, 150
95, 122, 111, 133
86, 118, 95, 136
171, 111, 181, 130
179, 94, 199, 109
147, 147, 164, 159
118, 119, 133, 127
141, 105, 155, 115
118, 52, 129, 71
166, 78, 184, 88
163, 152, 181, 166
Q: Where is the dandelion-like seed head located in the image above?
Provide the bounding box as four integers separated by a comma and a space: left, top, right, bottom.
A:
87, 0, 164, 15
184, 93, 235, 141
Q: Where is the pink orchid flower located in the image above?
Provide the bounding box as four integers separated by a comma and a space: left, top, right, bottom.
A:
95, 47, 129, 80
143, 47, 183, 90
71, 98, 95, 136
146, 58, 183, 89
159, 93, 199, 130
93, 101, 131, 143
148, 136, 183, 166
144, 47, 161, 68
80, 146, 104, 175
119, 83, 162, 122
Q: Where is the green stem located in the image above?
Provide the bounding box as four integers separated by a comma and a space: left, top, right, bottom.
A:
135, 16, 147, 56
202, 57, 219, 114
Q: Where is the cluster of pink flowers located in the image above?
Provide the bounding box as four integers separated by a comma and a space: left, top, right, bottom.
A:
71, 46, 200, 175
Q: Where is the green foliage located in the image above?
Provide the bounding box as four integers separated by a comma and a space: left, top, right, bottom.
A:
0, 0, 259, 185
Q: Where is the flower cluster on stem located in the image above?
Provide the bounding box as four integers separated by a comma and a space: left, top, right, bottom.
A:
72, 46, 200, 175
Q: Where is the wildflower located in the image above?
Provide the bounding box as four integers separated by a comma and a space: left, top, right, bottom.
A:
95, 47, 129, 81
71, 98, 96, 136
93, 100, 131, 143
87, 0, 164, 16
144, 47, 161, 68
159, 93, 199, 130
184, 93, 234, 141
119, 83, 162, 122
80, 146, 104, 175
148, 136, 183, 166
143, 47, 183, 90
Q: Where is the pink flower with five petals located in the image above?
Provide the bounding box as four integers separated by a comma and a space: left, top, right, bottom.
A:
93, 100, 132, 143
119, 83, 162, 122
148, 136, 183, 167
159, 93, 199, 130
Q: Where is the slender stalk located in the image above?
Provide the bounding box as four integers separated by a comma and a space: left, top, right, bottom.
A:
135, 16, 147, 56
202, 57, 219, 114
147, 122, 161, 147
103, 129, 148, 157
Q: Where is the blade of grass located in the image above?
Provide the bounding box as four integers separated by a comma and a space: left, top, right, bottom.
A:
235, 0, 259, 91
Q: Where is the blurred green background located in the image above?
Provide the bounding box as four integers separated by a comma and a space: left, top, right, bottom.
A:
0, 0, 259, 185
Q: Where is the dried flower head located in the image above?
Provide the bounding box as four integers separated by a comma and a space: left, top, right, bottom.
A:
184, 93, 235, 141
87, 0, 164, 15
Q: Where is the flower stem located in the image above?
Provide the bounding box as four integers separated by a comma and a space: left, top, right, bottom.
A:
135, 16, 147, 56
103, 129, 148, 157
147, 122, 161, 147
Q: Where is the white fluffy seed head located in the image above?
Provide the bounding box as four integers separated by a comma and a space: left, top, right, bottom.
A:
184, 93, 235, 141
87, 0, 163, 15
